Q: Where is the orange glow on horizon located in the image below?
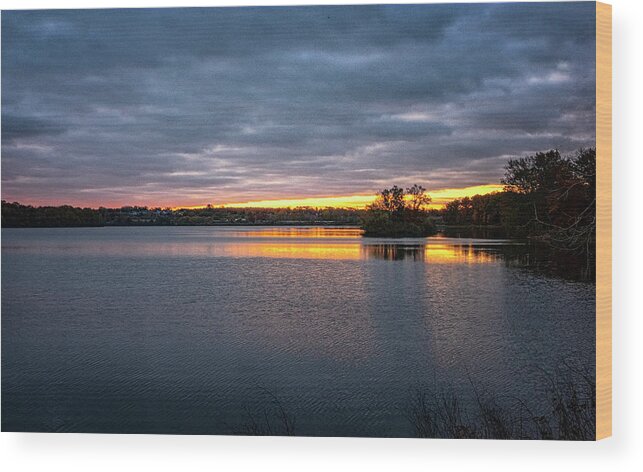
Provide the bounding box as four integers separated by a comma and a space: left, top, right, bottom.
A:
172, 184, 503, 210
9, 183, 503, 210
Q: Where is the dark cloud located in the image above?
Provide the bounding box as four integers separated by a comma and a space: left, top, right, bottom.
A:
1, 3, 596, 206
1, 114, 67, 141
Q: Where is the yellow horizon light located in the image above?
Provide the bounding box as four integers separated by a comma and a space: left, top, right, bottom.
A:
175, 183, 504, 210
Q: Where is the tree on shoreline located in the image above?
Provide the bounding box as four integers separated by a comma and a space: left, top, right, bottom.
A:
503, 148, 596, 254
444, 148, 596, 258
360, 185, 437, 237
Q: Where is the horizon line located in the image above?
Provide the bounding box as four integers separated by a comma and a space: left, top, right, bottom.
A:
2, 184, 504, 211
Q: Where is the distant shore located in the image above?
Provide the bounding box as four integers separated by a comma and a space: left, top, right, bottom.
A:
1, 201, 366, 228
1, 221, 363, 229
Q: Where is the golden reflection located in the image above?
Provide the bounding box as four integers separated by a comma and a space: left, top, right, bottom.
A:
232, 227, 363, 239
216, 239, 500, 263
224, 242, 360, 260
362, 243, 498, 264
25, 239, 501, 263
19, 228, 502, 264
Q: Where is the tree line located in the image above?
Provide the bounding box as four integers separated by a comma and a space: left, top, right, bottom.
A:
0, 202, 363, 228
442, 148, 596, 256
1, 202, 105, 227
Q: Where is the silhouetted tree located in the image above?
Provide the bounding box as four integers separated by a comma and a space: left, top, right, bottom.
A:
361, 185, 437, 237
406, 184, 432, 212
442, 147, 596, 259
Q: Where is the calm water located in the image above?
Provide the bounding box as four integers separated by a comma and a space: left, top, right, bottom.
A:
1, 226, 595, 436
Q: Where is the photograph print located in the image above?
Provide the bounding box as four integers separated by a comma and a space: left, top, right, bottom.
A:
1, 2, 609, 439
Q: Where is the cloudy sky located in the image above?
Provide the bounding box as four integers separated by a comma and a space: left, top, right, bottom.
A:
2, 3, 596, 208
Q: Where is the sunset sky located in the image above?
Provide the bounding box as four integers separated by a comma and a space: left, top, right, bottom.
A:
1, 3, 596, 209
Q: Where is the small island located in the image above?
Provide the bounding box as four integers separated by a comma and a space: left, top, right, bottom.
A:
360, 184, 437, 238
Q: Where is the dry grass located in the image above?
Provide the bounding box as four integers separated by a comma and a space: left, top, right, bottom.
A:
407, 364, 596, 440
229, 387, 296, 436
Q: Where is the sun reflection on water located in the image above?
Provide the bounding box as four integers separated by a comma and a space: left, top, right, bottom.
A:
181, 239, 501, 264
361, 243, 498, 264
3, 226, 506, 264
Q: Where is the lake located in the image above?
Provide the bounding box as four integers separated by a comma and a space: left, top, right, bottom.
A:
1, 226, 595, 436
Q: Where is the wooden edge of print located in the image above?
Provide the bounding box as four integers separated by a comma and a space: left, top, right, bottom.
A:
596, 1, 612, 441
